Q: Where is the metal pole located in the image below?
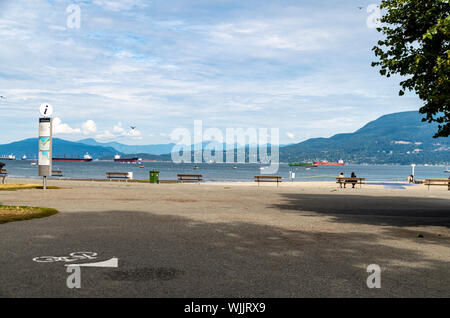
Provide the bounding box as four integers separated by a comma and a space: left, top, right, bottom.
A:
43, 176, 47, 190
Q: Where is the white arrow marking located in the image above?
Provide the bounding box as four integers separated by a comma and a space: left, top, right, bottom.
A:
65, 257, 118, 268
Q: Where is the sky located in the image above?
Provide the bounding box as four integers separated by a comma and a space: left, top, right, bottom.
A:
0, 0, 422, 145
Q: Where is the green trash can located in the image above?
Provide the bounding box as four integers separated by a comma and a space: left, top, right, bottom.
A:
149, 170, 160, 184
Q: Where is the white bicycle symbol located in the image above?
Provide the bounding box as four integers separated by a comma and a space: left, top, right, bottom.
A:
32, 252, 98, 263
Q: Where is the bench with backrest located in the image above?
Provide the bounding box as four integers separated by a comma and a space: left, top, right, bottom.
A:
254, 176, 282, 186
51, 170, 63, 178
0, 169, 7, 184
106, 172, 130, 182
424, 178, 450, 190
177, 174, 203, 183
336, 177, 365, 188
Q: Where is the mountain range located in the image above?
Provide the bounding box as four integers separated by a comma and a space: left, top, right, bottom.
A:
0, 111, 449, 164
0, 138, 118, 159
78, 138, 176, 155
280, 111, 449, 164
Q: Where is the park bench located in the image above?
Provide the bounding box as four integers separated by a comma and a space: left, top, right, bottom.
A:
254, 176, 282, 186
424, 178, 450, 191
336, 177, 365, 188
177, 174, 203, 183
106, 172, 131, 182
0, 169, 7, 184
51, 170, 63, 178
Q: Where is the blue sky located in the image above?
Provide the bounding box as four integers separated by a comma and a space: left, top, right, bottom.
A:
0, 0, 422, 145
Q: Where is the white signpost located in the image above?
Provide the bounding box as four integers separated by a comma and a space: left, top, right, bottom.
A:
39, 104, 53, 189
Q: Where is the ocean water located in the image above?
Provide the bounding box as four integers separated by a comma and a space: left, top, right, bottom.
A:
1, 160, 449, 182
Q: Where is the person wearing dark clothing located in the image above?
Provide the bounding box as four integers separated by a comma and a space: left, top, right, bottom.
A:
350, 172, 357, 188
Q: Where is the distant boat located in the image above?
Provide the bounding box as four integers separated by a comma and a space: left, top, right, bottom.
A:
314, 160, 345, 166
288, 162, 317, 167
22, 155, 37, 161
114, 154, 138, 163
445, 167, 450, 173
0, 154, 15, 160
193, 165, 199, 170
53, 154, 93, 162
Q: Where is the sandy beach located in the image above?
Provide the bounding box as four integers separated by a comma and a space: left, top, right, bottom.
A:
0, 178, 449, 297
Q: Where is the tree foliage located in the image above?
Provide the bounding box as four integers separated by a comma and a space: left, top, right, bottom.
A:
372, 0, 450, 137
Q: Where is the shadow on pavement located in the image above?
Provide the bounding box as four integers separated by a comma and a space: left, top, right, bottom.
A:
270, 193, 450, 228
0, 209, 449, 297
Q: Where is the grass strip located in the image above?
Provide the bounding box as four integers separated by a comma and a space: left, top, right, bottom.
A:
0, 184, 60, 191
0, 205, 58, 224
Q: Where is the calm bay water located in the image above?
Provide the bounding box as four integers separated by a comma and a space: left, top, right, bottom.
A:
2, 160, 449, 182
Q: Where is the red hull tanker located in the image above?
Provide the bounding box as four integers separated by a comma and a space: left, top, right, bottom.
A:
53, 154, 93, 162
53, 158, 93, 162
314, 161, 345, 166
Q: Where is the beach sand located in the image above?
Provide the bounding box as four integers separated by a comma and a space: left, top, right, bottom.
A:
0, 177, 449, 297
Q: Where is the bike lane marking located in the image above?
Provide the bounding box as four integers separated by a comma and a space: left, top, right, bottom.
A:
32, 251, 118, 268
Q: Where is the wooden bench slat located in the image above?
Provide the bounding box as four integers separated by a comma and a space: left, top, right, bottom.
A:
177, 174, 202, 183
106, 172, 131, 182
178, 174, 203, 177
254, 176, 282, 187
51, 170, 63, 177
424, 179, 450, 190
336, 177, 365, 188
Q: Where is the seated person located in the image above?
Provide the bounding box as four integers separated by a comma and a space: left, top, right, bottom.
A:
350, 172, 357, 188
338, 173, 345, 188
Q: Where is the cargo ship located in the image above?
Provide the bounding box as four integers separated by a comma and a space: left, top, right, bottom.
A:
53, 154, 93, 162
114, 154, 140, 163
288, 162, 317, 167
0, 154, 16, 160
313, 160, 345, 166
22, 155, 37, 161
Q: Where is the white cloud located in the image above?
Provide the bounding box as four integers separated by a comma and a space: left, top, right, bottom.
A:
128, 128, 142, 139
209, 20, 337, 54
82, 120, 97, 135
52, 118, 97, 136
53, 117, 81, 135
286, 132, 295, 139
113, 122, 126, 134
99, 122, 143, 140
95, 130, 115, 140
93, 0, 147, 12
0, 1, 423, 145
